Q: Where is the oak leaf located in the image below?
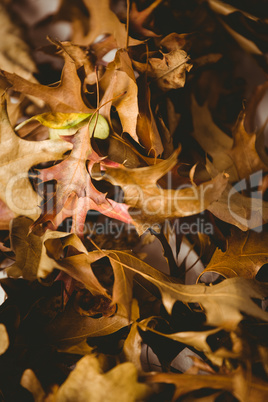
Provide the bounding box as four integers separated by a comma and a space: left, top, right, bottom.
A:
33, 124, 133, 234
21, 355, 151, 402
100, 49, 139, 143
122, 322, 143, 371
102, 149, 229, 229
7, 217, 107, 297
0, 96, 72, 219
191, 97, 268, 182
75, 247, 268, 329
147, 367, 268, 401
130, 0, 163, 38
206, 159, 268, 231
138, 319, 220, 354
1, 48, 91, 113
49, 39, 96, 86
136, 76, 164, 156
199, 228, 268, 280
133, 48, 192, 91
46, 302, 132, 350
71, 0, 141, 48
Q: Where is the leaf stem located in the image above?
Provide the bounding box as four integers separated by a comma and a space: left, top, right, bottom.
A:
126, 0, 130, 49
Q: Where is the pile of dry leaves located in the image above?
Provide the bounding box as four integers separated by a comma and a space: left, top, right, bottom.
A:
1, 0, 268, 400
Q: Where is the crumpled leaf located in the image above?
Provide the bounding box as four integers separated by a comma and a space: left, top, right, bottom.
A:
70, 0, 141, 48
0, 95, 72, 219
46, 299, 131, 350
0, 323, 9, 355
16, 112, 110, 140
8, 216, 43, 281
133, 45, 192, 91
136, 76, 164, 156
145, 275, 268, 329
16, 112, 91, 131
48, 39, 96, 86
130, 0, 163, 38
206, 159, 268, 231
146, 367, 268, 401
102, 149, 229, 229
122, 322, 143, 371
33, 124, 132, 235
191, 97, 268, 182
1, 48, 91, 113
20, 369, 46, 402
22, 355, 151, 402
100, 49, 139, 143
6, 217, 107, 298
138, 319, 220, 354
207, 0, 265, 55
0, 3, 38, 86
199, 227, 268, 280
69, 246, 268, 329
55, 355, 151, 402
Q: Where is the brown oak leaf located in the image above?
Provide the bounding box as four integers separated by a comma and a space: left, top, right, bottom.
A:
102, 149, 229, 230
21, 355, 151, 402
100, 49, 139, 143
199, 227, 268, 280
1, 49, 91, 113
0, 95, 72, 219
133, 48, 192, 91
70, 0, 141, 48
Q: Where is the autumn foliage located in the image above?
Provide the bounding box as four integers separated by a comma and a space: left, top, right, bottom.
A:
0, 0, 268, 401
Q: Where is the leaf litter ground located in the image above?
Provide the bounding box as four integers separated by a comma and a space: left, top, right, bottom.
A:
0, 0, 268, 401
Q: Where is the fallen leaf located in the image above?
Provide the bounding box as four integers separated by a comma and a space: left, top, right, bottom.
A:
191, 97, 268, 182
102, 149, 229, 229
206, 158, 268, 231
146, 367, 268, 401
100, 49, 139, 143
71, 0, 141, 48
122, 322, 143, 371
20, 369, 46, 402
0, 3, 38, 85
80, 247, 268, 329
138, 319, 220, 354
130, 0, 163, 38
133, 47, 192, 91
49, 39, 96, 86
0, 95, 72, 219
146, 276, 268, 329
136, 76, 164, 156
7, 217, 107, 298
199, 227, 268, 280
1, 48, 91, 113
8, 216, 42, 281
46, 302, 131, 350
33, 124, 133, 235
46, 355, 151, 402
207, 0, 264, 55
16, 111, 110, 140
244, 80, 268, 134
0, 323, 9, 355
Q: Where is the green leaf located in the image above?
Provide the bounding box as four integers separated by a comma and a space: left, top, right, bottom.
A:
16, 112, 110, 140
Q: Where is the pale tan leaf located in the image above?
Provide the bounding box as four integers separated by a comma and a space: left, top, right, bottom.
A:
0, 324, 9, 355
0, 95, 72, 219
